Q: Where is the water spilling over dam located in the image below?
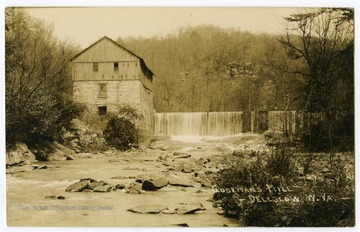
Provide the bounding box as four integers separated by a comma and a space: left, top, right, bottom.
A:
154, 111, 311, 136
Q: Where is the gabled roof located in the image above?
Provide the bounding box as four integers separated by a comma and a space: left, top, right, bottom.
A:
70, 36, 154, 77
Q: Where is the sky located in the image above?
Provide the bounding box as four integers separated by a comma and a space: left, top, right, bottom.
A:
23, 7, 299, 48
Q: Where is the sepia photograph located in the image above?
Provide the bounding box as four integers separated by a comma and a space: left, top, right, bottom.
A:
4, 2, 356, 228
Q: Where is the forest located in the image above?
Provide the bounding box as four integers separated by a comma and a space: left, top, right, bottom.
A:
117, 8, 354, 114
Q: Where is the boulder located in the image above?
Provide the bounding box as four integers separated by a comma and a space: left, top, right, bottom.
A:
65, 178, 113, 192
66, 179, 90, 192
135, 173, 149, 183
93, 185, 113, 192
176, 202, 206, 214
47, 142, 78, 161
6, 143, 36, 166
126, 183, 143, 194
6, 165, 34, 174
168, 175, 194, 187
142, 178, 168, 191
127, 204, 167, 214
115, 184, 125, 190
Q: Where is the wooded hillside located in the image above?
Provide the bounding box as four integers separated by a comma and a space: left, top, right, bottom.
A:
116, 8, 354, 113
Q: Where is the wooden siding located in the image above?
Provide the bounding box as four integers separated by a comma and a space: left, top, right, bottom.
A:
72, 38, 138, 63
72, 61, 143, 81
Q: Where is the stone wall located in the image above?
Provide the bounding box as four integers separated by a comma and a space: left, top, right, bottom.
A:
73, 80, 141, 113
73, 79, 154, 146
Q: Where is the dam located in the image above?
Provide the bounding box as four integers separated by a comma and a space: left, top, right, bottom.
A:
154, 111, 318, 137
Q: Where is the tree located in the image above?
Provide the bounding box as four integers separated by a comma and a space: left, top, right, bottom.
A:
279, 8, 354, 151
280, 8, 354, 112
5, 8, 82, 147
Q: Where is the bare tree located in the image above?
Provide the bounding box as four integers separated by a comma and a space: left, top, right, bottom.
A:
279, 8, 354, 112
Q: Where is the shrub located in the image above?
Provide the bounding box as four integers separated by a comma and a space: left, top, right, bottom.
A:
299, 112, 354, 152
103, 116, 138, 150
213, 146, 355, 227
102, 105, 142, 150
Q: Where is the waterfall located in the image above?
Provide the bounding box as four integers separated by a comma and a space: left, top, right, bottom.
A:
155, 112, 243, 136
155, 111, 301, 136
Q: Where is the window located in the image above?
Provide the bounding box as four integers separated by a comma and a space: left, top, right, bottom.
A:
93, 63, 98, 72
98, 106, 107, 116
114, 62, 119, 71
98, 83, 107, 98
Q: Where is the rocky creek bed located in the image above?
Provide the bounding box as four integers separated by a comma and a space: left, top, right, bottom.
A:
7, 133, 355, 227
6, 134, 266, 227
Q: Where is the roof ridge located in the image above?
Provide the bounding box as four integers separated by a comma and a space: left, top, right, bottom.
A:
70, 36, 154, 76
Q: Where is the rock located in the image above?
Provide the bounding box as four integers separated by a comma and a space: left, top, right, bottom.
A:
6, 143, 36, 166
87, 179, 101, 189
115, 184, 125, 190
47, 142, 78, 161
126, 183, 143, 194
32, 165, 48, 170
108, 159, 120, 162
135, 173, 149, 182
45, 195, 65, 200
66, 179, 90, 192
9, 160, 32, 167
200, 180, 212, 188
173, 152, 191, 159
162, 162, 172, 167
195, 189, 207, 193
104, 149, 118, 156
127, 204, 167, 214
212, 200, 223, 208
65, 178, 113, 192
6, 165, 34, 174
175, 164, 194, 173
176, 202, 206, 214
168, 175, 194, 187
162, 208, 176, 214
93, 185, 113, 192
142, 178, 168, 191
111, 175, 128, 179
174, 223, 189, 227
196, 158, 208, 166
